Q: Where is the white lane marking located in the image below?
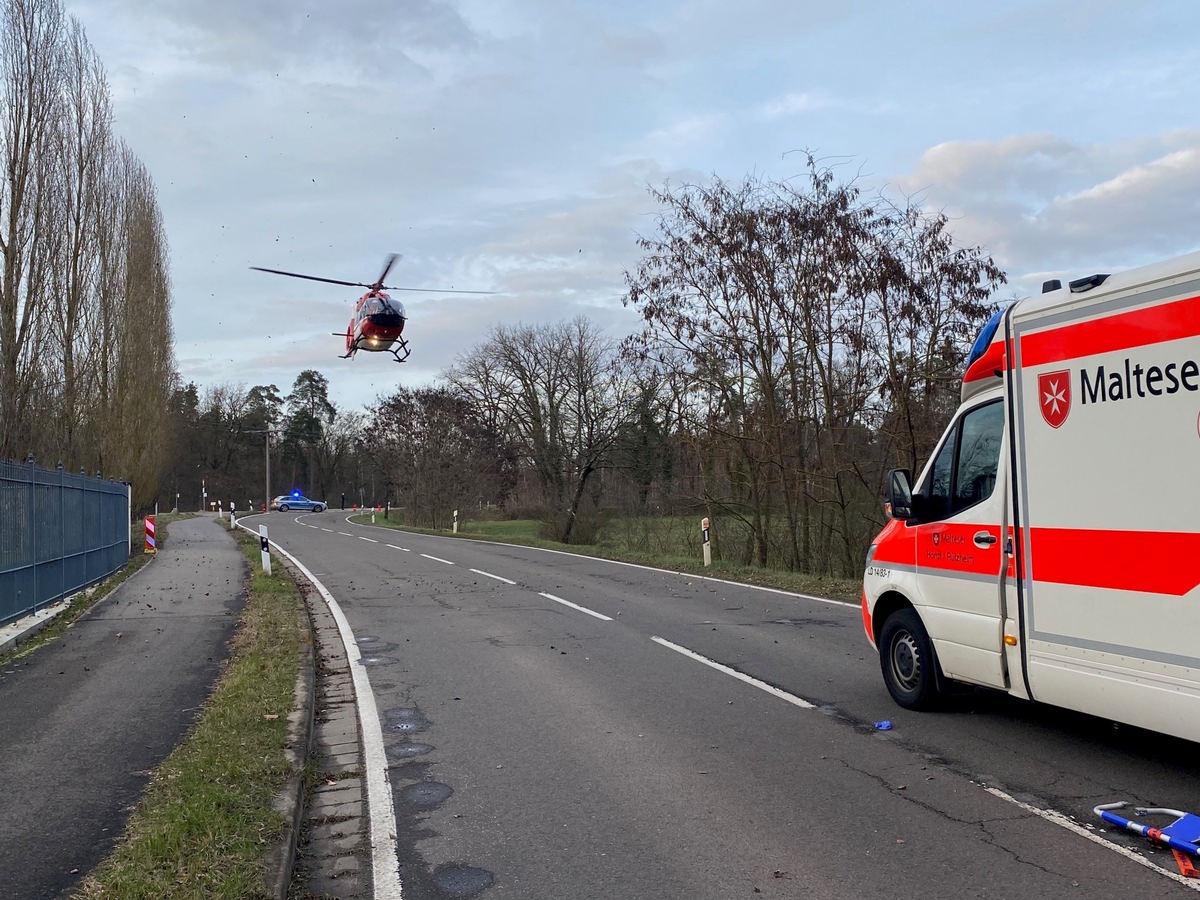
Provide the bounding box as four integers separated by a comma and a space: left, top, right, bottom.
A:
539, 592, 612, 621
651, 636, 816, 709
386, 544, 410, 552
981, 786, 1200, 891
656, 631, 1191, 889
338, 532, 353, 536
359, 537, 379, 543
470, 568, 516, 585
448, 535, 853, 608
421, 553, 455, 565
233, 523, 403, 899
321, 528, 334, 533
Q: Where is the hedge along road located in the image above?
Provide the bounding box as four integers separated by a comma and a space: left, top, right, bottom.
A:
246, 511, 1200, 900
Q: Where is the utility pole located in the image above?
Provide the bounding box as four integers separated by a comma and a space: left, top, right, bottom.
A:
241, 428, 274, 511
265, 429, 271, 512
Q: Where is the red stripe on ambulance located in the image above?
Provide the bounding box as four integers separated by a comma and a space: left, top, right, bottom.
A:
1020, 293, 1200, 367
1029, 528, 1200, 596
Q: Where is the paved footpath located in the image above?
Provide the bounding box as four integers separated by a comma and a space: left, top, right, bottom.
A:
0, 514, 246, 899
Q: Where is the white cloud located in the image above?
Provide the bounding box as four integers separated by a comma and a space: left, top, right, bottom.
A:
896, 131, 1200, 293
757, 91, 835, 119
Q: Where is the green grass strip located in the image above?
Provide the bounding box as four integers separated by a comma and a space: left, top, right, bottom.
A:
75, 527, 305, 900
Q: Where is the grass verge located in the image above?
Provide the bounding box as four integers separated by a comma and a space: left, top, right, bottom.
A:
74, 524, 306, 900
347, 514, 862, 604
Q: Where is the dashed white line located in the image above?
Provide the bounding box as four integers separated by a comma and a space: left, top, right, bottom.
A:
321, 528, 334, 533
338, 532, 352, 536
421, 553, 455, 565
651, 636, 816, 709
470, 568, 516, 585
358, 537, 379, 543
386, 544, 410, 552
539, 592, 612, 621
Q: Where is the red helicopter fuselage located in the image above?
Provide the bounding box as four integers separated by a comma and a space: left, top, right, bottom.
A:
344, 290, 407, 360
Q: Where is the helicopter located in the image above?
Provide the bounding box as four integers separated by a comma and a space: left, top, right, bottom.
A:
251, 253, 493, 362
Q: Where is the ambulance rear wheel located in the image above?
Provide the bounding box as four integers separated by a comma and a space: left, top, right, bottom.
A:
880, 609, 941, 710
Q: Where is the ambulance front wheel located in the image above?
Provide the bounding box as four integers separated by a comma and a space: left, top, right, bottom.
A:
880, 608, 943, 710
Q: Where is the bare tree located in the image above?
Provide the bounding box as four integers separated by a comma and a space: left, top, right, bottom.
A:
624, 159, 1005, 575
362, 386, 515, 529
450, 316, 634, 543
0, 1, 175, 513
0, 0, 64, 460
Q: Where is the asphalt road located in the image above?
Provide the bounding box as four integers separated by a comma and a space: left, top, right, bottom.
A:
249, 511, 1200, 900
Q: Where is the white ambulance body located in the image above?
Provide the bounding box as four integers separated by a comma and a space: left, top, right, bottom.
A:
864, 249, 1200, 743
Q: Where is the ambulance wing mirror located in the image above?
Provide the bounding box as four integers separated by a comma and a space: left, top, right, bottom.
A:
885, 469, 914, 520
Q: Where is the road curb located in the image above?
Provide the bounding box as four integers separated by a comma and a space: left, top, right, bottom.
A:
264, 573, 317, 900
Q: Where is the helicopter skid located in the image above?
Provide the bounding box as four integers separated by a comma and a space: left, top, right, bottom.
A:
343, 336, 410, 363
388, 339, 411, 363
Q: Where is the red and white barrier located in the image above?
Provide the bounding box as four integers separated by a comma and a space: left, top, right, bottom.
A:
144, 515, 157, 554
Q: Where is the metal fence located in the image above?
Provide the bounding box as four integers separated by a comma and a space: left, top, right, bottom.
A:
0, 458, 131, 627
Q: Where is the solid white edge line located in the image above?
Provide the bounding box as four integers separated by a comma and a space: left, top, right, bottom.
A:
470, 568, 517, 585
338, 518, 850, 609
651, 636, 816, 709
538, 592, 613, 621
420, 553, 455, 565
235, 523, 403, 899
980, 786, 1200, 891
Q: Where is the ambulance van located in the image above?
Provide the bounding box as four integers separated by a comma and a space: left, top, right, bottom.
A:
864, 249, 1200, 743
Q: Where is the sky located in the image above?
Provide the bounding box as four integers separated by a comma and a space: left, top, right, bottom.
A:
65, 0, 1200, 412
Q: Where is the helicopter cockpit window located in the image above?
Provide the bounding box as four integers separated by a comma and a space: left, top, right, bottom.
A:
362, 296, 386, 316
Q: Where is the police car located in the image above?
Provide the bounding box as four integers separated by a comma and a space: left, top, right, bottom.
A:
270, 492, 327, 512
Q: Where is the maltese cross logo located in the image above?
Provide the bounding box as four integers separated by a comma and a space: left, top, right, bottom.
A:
1038, 370, 1071, 428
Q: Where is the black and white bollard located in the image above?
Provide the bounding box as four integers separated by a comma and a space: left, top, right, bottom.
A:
701, 517, 712, 567
259, 524, 272, 575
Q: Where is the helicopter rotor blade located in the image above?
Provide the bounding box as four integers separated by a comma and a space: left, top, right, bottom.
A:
373, 253, 401, 290
250, 266, 370, 289
379, 285, 497, 295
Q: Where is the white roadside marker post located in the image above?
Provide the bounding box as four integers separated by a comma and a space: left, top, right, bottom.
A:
453, 509, 459, 534
259, 524, 272, 575
702, 517, 712, 567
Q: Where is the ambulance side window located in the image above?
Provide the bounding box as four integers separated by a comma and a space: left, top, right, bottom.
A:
919, 400, 1004, 521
